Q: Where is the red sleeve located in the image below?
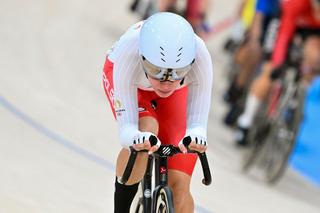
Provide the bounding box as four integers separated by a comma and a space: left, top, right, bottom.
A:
271, 0, 304, 67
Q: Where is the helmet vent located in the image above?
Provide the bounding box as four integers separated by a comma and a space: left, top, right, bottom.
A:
159, 46, 166, 62
175, 47, 183, 63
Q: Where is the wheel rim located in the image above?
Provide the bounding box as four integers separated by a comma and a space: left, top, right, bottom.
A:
155, 188, 171, 213
156, 192, 168, 213
264, 119, 296, 183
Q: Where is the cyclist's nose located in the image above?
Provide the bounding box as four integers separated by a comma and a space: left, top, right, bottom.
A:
161, 81, 176, 89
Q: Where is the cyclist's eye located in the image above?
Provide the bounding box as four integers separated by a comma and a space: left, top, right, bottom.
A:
176, 67, 190, 76
149, 67, 161, 75
175, 69, 185, 75
142, 60, 160, 74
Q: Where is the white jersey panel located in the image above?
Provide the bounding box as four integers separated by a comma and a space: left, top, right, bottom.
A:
186, 36, 213, 136
108, 22, 145, 147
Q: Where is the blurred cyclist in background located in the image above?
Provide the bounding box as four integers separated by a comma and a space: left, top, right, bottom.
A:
102, 12, 213, 213
235, 0, 320, 146
223, 0, 256, 52
224, 0, 280, 126
130, 0, 211, 38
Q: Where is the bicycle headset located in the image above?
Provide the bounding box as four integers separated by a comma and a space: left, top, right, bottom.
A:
139, 12, 196, 81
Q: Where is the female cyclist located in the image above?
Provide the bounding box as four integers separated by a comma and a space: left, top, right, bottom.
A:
102, 12, 213, 213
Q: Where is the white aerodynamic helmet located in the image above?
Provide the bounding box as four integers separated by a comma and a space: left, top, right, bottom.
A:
139, 12, 196, 71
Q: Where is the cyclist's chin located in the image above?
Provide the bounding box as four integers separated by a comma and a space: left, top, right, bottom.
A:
155, 89, 174, 98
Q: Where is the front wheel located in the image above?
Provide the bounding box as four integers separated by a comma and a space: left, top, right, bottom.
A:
153, 186, 174, 213
134, 197, 144, 213
263, 85, 305, 184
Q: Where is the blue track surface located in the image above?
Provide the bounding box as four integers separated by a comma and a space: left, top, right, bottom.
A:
290, 77, 320, 186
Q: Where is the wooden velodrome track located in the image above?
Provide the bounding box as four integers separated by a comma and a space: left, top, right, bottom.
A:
0, 0, 319, 212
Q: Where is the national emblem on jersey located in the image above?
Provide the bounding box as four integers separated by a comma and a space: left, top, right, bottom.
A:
114, 99, 126, 117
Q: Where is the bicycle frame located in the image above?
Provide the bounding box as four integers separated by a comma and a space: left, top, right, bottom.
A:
141, 155, 154, 212
242, 65, 304, 183
140, 149, 172, 213
120, 136, 212, 213
266, 67, 300, 121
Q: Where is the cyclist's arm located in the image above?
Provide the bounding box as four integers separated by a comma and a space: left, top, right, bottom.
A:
249, 0, 268, 41
237, 0, 248, 16
110, 26, 142, 148
271, 0, 301, 67
248, 11, 264, 42
185, 36, 213, 136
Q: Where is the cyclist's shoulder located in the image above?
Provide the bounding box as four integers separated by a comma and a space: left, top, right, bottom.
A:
118, 21, 144, 45
186, 35, 213, 79
194, 35, 212, 59
195, 35, 208, 51
108, 21, 143, 61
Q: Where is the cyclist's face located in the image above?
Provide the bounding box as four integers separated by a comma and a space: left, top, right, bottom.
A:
148, 76, 181, 98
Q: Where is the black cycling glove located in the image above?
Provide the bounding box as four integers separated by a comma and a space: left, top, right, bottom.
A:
270, 66, 284, 80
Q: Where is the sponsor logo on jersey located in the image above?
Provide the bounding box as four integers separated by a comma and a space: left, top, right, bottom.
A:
138, 107, 146, 112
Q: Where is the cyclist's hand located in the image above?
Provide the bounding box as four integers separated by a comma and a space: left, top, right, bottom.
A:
270, 66, 284, 81
132, 132, 161, 154
189, 136, 207, 153
178, 135, 207, 154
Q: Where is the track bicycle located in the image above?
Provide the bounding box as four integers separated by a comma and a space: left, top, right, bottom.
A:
120, 135, 212, 213
241, 33, 307, 184
241, 64, 306, 184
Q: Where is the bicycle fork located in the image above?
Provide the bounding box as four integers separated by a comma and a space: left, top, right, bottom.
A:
142, 155, 154, 212
142, 155, 170, 212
